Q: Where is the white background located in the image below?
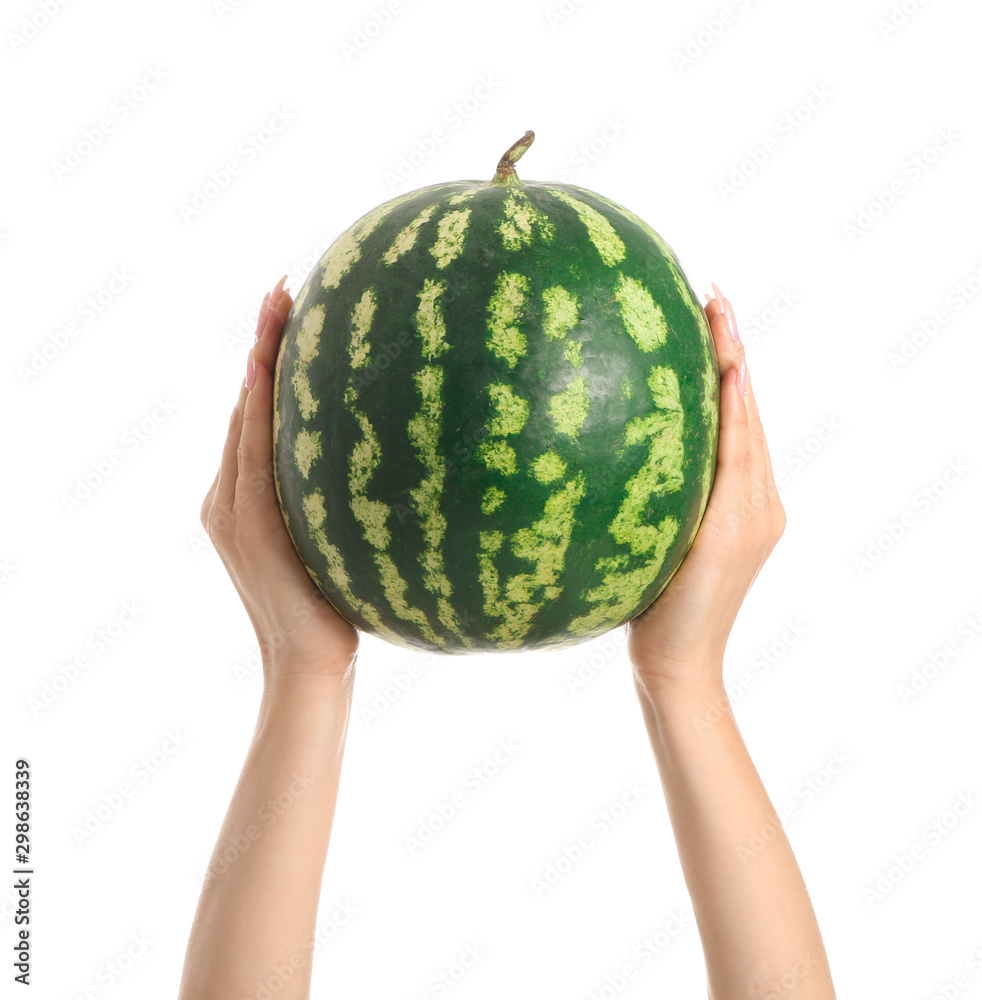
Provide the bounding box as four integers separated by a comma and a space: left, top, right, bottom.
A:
3, 0, 982, 996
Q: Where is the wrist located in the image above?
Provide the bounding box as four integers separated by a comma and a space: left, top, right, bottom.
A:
632, 660, 727, 707
261, 659, 355, 711
633, 671, 736, 748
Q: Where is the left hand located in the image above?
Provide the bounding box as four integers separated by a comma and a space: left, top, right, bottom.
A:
200, 276, 360, 683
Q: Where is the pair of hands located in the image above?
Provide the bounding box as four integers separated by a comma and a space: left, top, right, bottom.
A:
199, 279, 784, 689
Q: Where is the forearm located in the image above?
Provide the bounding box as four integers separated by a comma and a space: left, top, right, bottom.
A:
178, 663, 355, 1000
634, 671, 836, 1000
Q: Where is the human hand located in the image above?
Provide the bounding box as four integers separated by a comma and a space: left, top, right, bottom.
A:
200, 276, 359, 685
625, 284, 786, 696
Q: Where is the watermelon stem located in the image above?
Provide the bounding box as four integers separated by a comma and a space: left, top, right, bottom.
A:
489, 130, 534, 187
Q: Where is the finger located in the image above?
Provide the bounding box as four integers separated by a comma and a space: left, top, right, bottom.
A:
720, 297, 766, 509
215, 379, 249, 513
236, 343, 278, 514
704, 288, 724, 324
200, 467, 220, 529
721, 297, 777, 512
708, 289, 742, 379
234, 279, 294, 514
254, 280, 292, 373
713, 361, 753, 519
723, 295, 759, 413
214, 288, 275, 515
703, 288, 754, 515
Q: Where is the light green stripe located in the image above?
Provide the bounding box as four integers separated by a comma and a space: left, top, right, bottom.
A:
565, 519, 680, 637
349, 288, 376, 369
615, 272, 667, 352
610, 365, 684, 553
584, 190, 675, 259
272, 375, 281, 448
482, 473, 587, 648
383, 205, 438, 264
610, 410, 684, 553
585, 189, 705, 327
478, 530, 506, 624
430, 208, 471, 269
499, 191, 555, 251
343, 294, 391, 551
294, 429, 321, 479
479, 383, 528, 478
694, 335, 720, 546
291, 370, 318, 422
482, 485, 506, 514
372, 551, 447, 647
487, 383, 530, 437
320, 189, 419, 291
291, 304, 325, 421
301, 490, 409, 648
340, 299, 450, 647
415, 279, 452, 360
542, 285, 583, 369
531, 451, 567, 484
548, 374, 590, 440
478, 439, 517, 475
563, 341, 583, 368
407, 364, 471, 646
346, 408, 391, 551
487, 272, 529, 368
542, 285, 579, 340
545, 188, 625, 266
647, 364, 681, 410
566, 362, 687, 637
296, 305, 324, 365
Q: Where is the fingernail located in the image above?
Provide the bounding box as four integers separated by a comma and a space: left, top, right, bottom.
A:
270, 274, 288, 310
245, 347, 256, 390
723, 298, 740, 345
256, 292, 270, 341
736, 355, 748, 397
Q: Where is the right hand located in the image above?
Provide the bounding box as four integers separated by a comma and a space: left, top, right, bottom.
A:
625, 285, 786, 696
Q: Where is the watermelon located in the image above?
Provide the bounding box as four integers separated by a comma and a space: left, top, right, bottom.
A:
272, 131, 719, 655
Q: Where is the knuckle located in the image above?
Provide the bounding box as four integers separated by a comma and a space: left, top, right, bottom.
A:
773, 501, 788, 537
236, 440, 253, 471
199, 490, 213, 530
732, 444, 752, 474
206, 503, 235, 538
